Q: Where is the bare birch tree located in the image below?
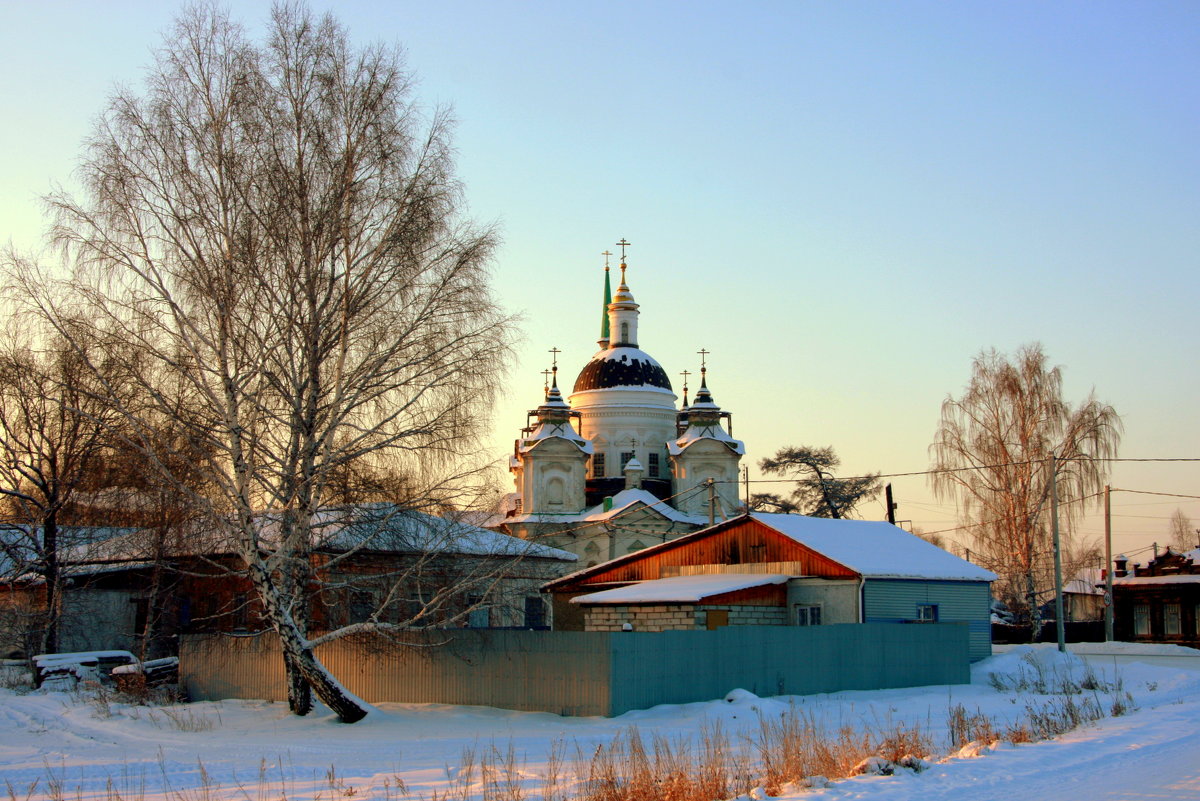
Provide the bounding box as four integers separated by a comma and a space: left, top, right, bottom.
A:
1167, 508, 1196, 552
31, 3, 512, 722
930, 344, 1121, 630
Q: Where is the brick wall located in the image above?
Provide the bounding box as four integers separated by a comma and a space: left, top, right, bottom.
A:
583, 603, 788, 631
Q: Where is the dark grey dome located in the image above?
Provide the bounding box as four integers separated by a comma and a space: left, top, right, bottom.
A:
573, 347, 672, 392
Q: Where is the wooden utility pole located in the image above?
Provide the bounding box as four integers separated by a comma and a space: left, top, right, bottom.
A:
707, 479, 716, 527
1104, 484, 1114, 642
1051, 455, 1066, 653
885, 483, 897, 525
743, 466, 750, 513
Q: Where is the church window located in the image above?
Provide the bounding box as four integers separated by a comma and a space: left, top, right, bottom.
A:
648, 453, 660, 477
546, 476, 565, 506
592, 453, 606, 477
620, 451, 634, 470
628, 540, 646, 554
621, 321, 629, 342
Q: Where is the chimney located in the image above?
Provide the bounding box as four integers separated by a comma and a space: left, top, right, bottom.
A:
1114, 554, 1128, 578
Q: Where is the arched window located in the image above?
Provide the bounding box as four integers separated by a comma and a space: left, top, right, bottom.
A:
621, 321, 629, 342
546, 476, 565, 505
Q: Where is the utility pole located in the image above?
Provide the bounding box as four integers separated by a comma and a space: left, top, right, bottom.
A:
707, 478, 716, 527
743, 466, 750, 514
885, 483, 897, 525
1104, 484, 1113, 642
1051, 455, 1066, 653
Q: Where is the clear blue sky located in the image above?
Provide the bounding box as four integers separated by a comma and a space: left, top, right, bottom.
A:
2, 1, 1197, 559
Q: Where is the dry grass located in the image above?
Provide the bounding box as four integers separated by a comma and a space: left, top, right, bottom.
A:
4, 674, 1137, 801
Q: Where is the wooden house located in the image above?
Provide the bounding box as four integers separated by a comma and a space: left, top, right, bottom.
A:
543, 512, 996, 660
1112, 547, 1200, 648
2, 508, 576, 659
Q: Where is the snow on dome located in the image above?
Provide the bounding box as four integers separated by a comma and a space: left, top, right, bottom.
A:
570, 573, 791, 604
573, 347, 672, 392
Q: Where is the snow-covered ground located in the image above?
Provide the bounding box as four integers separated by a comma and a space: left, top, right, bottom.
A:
1, 642, 1198, 800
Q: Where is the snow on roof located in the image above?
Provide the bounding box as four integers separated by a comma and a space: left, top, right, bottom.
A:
1063, 578, 1103, 595
582, 489, 707, 524
47, 507, 576, 568
507, 488, 707, 526
1, 526, 140, 580
519, 420, 594, 455
668, 421, 745, 456
1114, 574, 1200, 586
274, 506, 578, 560
752, 513, 997, 582
571, 573, 791, 604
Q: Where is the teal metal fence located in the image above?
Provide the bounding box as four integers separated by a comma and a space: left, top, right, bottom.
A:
181, 622, 970, 717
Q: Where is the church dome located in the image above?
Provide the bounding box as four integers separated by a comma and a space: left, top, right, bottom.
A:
573, 346, 673, 392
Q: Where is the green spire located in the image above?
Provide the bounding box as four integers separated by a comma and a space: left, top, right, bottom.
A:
600, 265, 611, 341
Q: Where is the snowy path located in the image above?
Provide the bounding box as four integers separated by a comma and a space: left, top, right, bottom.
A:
0, 643, 1198, 800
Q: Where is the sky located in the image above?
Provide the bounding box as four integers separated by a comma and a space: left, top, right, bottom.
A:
1, 1, 1197, 561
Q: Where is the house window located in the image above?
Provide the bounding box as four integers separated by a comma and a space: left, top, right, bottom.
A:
794, 605, 821, 626
1133, 604, 1150, 636
349, 591, 374, 624
648, 452, 660, 477
1164, 603, 1182, 636
620, 451, 634, 471
592, 453, 606, 478
917, 604, 939, 623
466, 596, 491, 628
524, 596, 546, 628
177, 596, 192, 629
233, 593, 249, 630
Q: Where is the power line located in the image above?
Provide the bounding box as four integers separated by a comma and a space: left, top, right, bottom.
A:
722, 457, 1200, 486
1112, 488, 1200, 500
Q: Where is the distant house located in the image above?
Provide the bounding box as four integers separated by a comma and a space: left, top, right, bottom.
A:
1061, 568, 1106, 622
2, 507, 577, 658
542, 512, 996, 661
1112, 547, 1200, 648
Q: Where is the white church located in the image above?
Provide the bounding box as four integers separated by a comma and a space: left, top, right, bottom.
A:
502, 245, 746, 566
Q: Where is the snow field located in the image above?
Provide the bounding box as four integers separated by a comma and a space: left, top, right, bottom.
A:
0, 643, 1197, 800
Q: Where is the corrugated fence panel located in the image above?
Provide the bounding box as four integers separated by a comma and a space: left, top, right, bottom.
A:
181, 633, 288, 703
606, 623, 968, 715
183, 630, 612, 716
182, 624, 969, 717
863, 579, 993, 662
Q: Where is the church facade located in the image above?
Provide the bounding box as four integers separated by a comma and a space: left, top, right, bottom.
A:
503, 249, 745, 566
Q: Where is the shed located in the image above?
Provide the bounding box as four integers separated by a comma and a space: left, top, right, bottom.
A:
545, 512, 996, 660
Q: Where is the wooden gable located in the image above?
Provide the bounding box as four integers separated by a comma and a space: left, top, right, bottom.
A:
552, 516, 858, 591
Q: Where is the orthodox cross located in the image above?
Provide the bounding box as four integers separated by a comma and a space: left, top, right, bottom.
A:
601, 250, 613, 271
541, 368, 552, 397
548, 347, 561, 369
697, 348, 710, 373
679, 369, 691, 392
616, 239, 631, 284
